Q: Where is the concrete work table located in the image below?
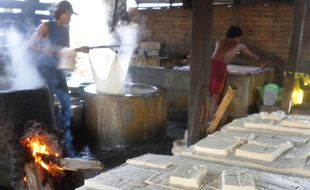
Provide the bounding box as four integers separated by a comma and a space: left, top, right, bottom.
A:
76, 112, 310, 190
127, 65, 273, 122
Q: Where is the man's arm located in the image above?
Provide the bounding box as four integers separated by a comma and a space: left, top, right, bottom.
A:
239, 45, 265, 68
29, 23, 54, 56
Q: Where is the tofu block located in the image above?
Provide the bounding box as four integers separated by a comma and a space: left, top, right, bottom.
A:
234, 133, 256, 144
126, 153, 175, 169
281, 119, 310, 129
244, 120, 274, 129
209, 131, 255, 143
250, 135, 288, 147
193, 137, 242, 156
109, 165, 158, 181
169, 164, 208, 189
84, 174, 145, 190
259, 111, 286, 120
222, 170, 256, 190
287, 114, 310, 120
235, 142, 293, 162
140, 41, 161, 49
144, 184, 182, 190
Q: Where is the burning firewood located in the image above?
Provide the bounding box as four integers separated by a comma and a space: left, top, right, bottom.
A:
20, 121, 104, 189
20, 121, 65, 177
38, 153, 103, 171
24, 162, 43, 190
24, 162, 55, 190
59, 158, 103, 171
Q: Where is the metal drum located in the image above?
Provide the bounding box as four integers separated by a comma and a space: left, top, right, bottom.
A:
84, 83, 167, 149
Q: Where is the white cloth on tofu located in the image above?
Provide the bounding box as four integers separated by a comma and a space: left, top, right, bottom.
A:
222, 170, 256, 190
235, 142, 293, 162
84, 173, 145, 190
259, 111, 286, 120
193, 137, 242, 157
239, 117, 310, 136
281, 119, 310, 129
169, 163, 208, 189
126, 153, 175, 169
244, 119, 275, 129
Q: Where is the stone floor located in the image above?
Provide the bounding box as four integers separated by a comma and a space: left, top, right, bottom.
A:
73, 121, 187, 170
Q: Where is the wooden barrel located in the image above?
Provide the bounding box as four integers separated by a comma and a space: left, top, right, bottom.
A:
84, 83, 167, 149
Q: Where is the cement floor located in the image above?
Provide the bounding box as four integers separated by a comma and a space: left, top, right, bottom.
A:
73, 121, 187, 170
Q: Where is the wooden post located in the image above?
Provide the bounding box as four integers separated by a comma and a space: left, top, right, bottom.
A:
111, 0, 119, 32
183, 0, 192, 9
207, 86, 235, 134
281, 0, 307, 113
188, 0, 213, 146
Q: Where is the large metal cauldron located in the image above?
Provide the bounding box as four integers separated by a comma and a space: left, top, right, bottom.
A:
84, 83, 167, 149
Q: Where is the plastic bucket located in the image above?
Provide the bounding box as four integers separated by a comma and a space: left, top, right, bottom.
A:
257, 84, 283, 105
58, 49, 77, 70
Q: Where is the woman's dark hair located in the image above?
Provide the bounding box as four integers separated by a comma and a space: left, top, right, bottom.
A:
54, 1, 74, 20
226, 25, 243, 39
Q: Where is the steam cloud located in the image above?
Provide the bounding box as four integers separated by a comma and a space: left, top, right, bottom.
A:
70, 0, 139, 94
5, 28, 44, 91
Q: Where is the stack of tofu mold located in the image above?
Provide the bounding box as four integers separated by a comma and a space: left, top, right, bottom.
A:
138, 41, 161, 57
77, 111, 310, 190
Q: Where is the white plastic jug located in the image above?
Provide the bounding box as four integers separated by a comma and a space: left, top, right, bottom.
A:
263, 84, 279, 106
263, 90, 278, 106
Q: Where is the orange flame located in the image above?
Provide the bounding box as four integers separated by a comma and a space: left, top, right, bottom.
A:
23, 176, 28, 183
22, 137, 64, 175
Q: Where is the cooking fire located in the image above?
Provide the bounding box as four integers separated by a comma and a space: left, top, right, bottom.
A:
19, 121, 103, 190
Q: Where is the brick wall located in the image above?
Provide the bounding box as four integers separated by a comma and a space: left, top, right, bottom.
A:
129, 4, 310, 74
130, 4, 310, 74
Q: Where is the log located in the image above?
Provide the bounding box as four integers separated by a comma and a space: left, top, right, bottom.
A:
24, 162, 56, 190
59, 158, 103, 171
39, 154, 103, 171
207, 86, 235, 134
24, 162, 44, 190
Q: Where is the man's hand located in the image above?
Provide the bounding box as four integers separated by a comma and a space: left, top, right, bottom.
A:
43, 48, 57, 57
75, 46, 90, 53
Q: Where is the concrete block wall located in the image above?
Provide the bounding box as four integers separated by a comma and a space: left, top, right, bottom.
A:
129, 4, 310, 74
